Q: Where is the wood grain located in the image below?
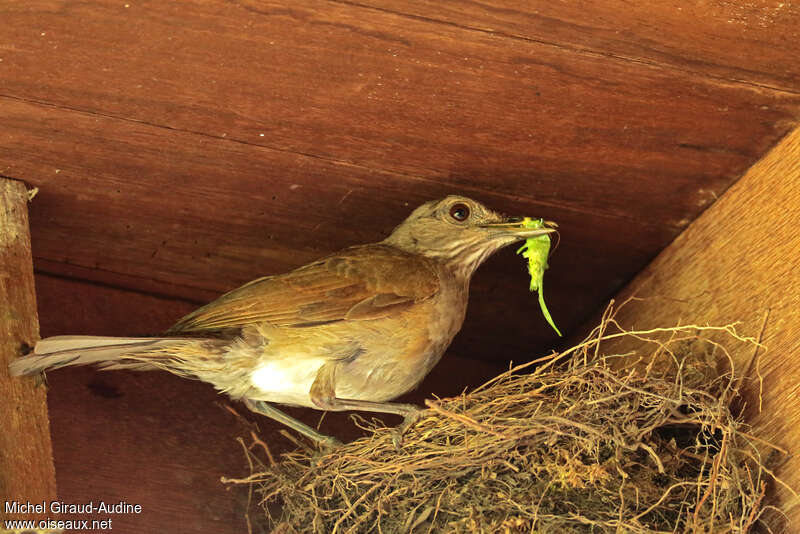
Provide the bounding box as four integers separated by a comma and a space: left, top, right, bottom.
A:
34, 273, 505, 534
0, 179, 56, 522
602, 127, 800, 529
348, 0, 800, 92
0, 0, 797, 208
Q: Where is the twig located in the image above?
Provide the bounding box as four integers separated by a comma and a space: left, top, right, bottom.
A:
250, 430, 276, 467
424, 399, 506, 438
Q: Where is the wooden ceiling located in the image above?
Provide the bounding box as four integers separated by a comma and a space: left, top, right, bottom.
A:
1, 0, 799, 361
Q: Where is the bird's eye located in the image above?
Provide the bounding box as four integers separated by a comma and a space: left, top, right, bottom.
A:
449, 203, 470, 222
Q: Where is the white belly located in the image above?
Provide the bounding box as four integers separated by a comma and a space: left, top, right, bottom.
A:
249, 357, 327, 407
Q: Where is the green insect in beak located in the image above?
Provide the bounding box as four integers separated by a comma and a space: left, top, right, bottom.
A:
516, 217, 562, 337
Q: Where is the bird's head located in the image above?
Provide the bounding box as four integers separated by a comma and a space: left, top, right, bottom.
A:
383, 195, 556, 279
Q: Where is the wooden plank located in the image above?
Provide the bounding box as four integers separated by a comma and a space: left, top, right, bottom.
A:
0, 179, 56, 522
348, 0, 800, 92
1, 97, 675, 359
0, 0, 797, 200
33, 272, 505, 533
601, 127, 800, 528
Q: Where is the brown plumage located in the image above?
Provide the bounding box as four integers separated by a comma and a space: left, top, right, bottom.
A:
9, 195, 555, 445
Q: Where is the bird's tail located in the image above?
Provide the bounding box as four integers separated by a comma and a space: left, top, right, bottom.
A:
8, 335, 205, 376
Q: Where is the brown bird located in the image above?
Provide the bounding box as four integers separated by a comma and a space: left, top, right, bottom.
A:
10, 195, 555, 445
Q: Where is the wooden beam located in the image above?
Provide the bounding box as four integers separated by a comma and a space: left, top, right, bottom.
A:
0, 179, 56, 521
2, 1, 798, 203
604, 127, 800, 528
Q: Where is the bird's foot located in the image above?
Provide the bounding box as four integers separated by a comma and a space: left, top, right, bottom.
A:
391, 408, 423, 449
318, 434, 343, 449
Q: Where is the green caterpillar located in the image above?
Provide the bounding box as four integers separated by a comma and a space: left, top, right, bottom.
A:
517, 217, 562, 336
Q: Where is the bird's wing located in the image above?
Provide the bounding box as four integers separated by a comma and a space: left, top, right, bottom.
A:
167, 245, 440, 333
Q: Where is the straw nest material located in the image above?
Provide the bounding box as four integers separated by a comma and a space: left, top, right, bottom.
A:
225, 311, 791, 533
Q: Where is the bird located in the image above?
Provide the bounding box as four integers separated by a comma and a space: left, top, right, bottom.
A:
10, 195, 556, 446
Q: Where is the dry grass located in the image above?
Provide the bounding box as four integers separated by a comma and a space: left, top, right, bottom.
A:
224, 307, 791, 533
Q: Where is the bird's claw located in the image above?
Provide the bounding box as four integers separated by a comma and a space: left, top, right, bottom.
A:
391, 408, 422, 449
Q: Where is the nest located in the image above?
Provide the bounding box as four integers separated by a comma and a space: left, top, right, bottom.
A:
225, 311, 791, 533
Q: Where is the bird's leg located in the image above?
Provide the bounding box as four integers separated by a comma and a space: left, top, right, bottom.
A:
313, 397, 422, 420
315, 398, 422, 449
242, 398, 341, 448
310, 362, 423, 446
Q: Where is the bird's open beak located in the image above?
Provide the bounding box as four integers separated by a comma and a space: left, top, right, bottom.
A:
481, 217, 558, 241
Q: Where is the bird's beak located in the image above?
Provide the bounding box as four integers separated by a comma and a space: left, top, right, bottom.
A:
480, 217, 558, 241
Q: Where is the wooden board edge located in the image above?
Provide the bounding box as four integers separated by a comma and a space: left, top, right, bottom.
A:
0, 178, 57, 522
